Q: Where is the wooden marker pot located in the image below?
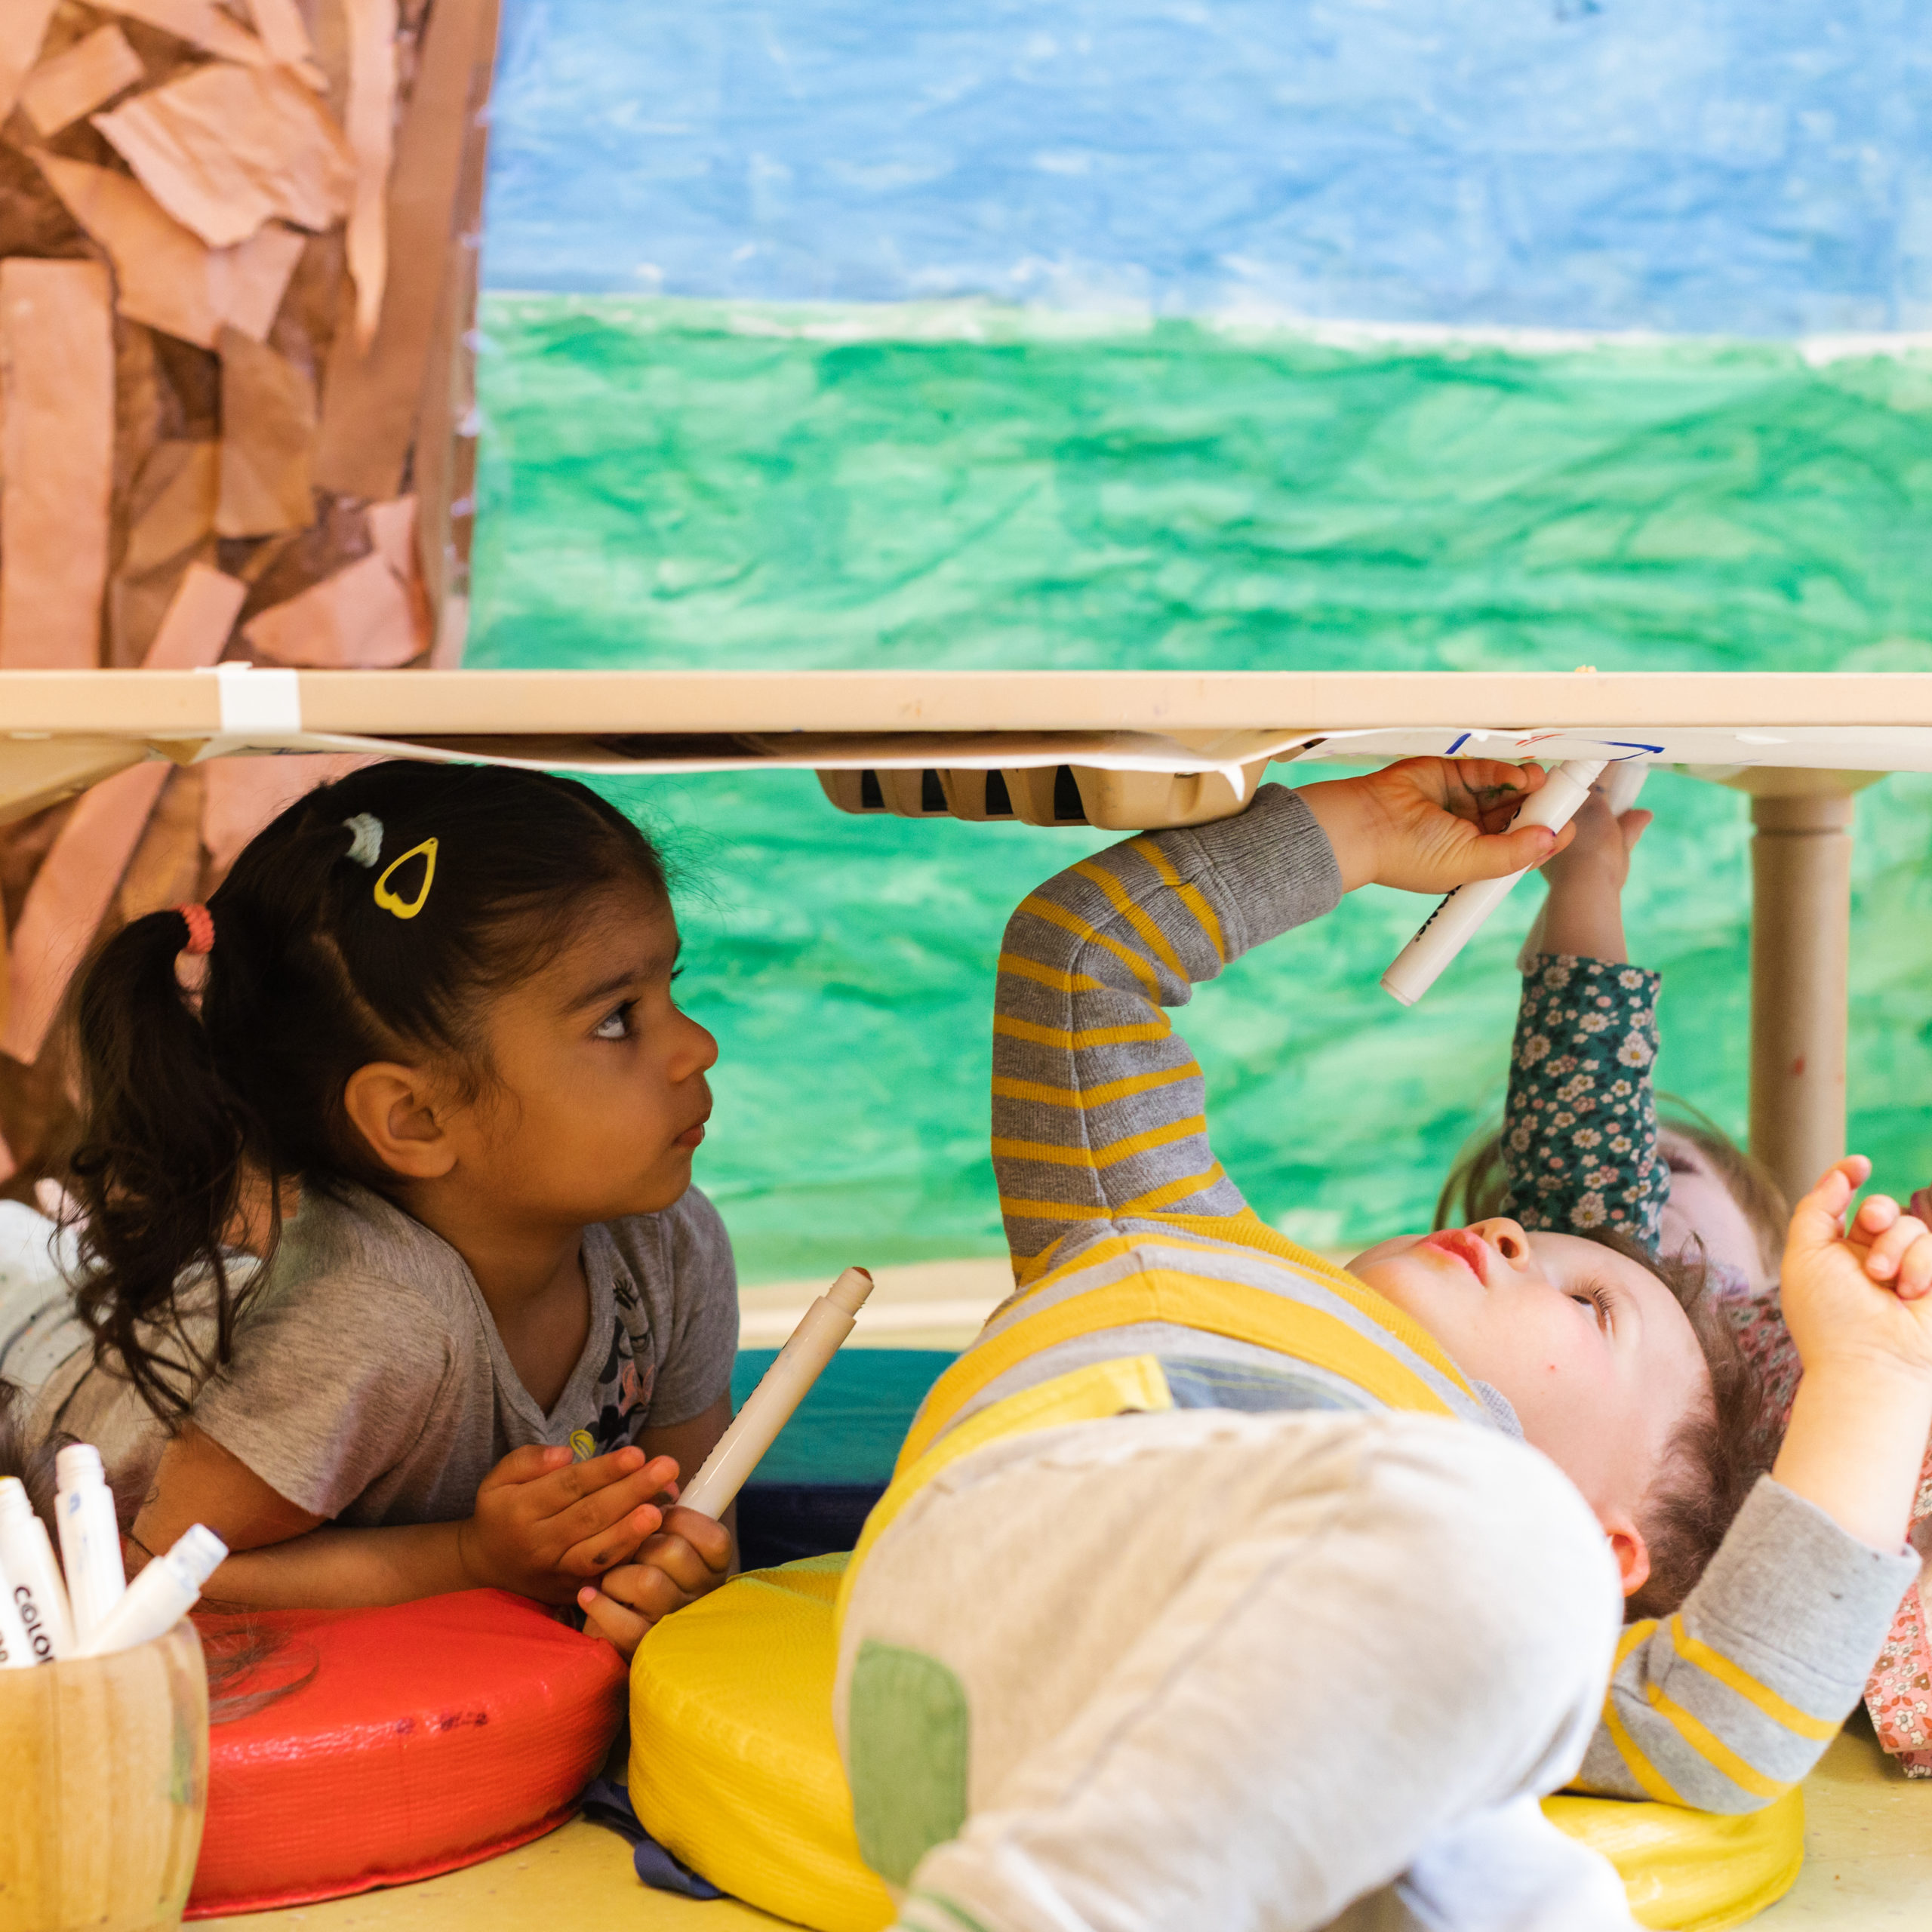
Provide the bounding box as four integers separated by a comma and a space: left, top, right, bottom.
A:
0, 1623, 208, 1932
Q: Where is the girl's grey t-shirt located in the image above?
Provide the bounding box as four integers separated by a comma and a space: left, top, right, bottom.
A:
188, 1183, 739, 1526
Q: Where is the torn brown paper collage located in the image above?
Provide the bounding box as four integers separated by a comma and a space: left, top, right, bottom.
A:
93, 0, 275, 74
35, 154, 305, 349
244, 544, 424, 667
0, 259, 115, 669
343, 0, 399, 346
93, 61, 355, 249
19, 23, 145, 138
217, 325, 317, 534
0, 0, 502, 1139
0, 0, 57, 124
0, 564, 240, 1065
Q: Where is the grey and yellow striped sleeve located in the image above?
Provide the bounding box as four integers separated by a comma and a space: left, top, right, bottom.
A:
1571, 1478, 1920, 1810
991, 783, 1343, 1267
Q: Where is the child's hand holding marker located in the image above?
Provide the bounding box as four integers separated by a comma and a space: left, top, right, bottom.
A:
1772, 1158, 1932, 1555
576, 1496, 734, 1657
1300, 756, 1577, 897
458, 1441, 682, 1605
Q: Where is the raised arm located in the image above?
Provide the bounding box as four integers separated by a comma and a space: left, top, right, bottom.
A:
1499, 791, 1671, 1247
992, 785, 1339, 1269
995, 762, 1572, 1273
1571, 1160, 1927, 1811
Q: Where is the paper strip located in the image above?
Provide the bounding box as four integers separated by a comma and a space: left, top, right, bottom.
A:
0, 0, 56, 122
242, 549, 424, 667
122, 442, 219, 577
343, 0, 398, 347
239, 0, 326, 86
35, 155, 305, 349
118, 768, 205, 922
209, 223, 306, 342
313, 0, 495, 497
0, 764, 169, 1064
19, 23, 144, 137
0, 565, 234, 1061
216, 327, 316, 536
93, 62, 355, 249
0, 260, 114, 670
144, 562, 248, 669
368, 494, 435, 656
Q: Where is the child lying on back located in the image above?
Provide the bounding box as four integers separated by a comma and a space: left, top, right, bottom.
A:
1442, 781, 1932, 1777
835, 759, 1930, 1932
17, 761, 734, 1648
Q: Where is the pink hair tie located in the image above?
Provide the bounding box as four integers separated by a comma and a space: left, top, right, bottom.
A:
175, 903, 214, 957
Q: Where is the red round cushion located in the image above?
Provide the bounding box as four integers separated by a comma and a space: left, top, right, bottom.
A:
186, 1589, 626, 1916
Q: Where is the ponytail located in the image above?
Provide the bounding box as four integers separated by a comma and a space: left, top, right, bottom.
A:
68, 908, 255, 1422
62, 761, 668, 1424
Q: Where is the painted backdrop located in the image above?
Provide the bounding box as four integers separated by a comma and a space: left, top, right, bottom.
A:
469, 0, 1932, 1280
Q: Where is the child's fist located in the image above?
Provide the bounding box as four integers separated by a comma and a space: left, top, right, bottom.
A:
1540, 788, 1652, 894
1300, 758, 1576, 896
577, 1503, 734, 1660
1781, 1157, 1932, 1385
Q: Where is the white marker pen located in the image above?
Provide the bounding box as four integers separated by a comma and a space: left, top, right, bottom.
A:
1382, 758, 1608, 1008
55, 1444, 126, 1649
679, 1267, 875, 1520
0, 1559, 35, 1669
1517, 761, 1651, 971
80, 1524, 227, 1657
0, 1475, 74, 1659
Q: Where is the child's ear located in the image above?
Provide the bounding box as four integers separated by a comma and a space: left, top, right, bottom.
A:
1601, 1514, 1652, 1599
342, 1062, 457, 1180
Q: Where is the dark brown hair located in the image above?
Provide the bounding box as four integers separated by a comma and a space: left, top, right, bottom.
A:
1577, 1229, 1769, 1620
63, 761, 666, 1426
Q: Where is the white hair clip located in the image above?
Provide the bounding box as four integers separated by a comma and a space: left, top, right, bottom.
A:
342, 814, 384, 869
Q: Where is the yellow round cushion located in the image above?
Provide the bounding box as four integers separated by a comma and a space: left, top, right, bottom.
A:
631, 1556, 1804, 1932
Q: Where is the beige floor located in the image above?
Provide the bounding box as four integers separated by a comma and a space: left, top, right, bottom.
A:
200, 1712, 1924, 1932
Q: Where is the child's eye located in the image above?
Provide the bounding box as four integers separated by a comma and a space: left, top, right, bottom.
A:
593, 1001, 636, 1041
1571, 1284, 1615, 1330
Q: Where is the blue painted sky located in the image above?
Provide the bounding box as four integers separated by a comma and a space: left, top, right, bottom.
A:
484, 0, 1932, 334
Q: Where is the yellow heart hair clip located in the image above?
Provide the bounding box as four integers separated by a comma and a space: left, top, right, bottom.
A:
373, 838, 438, 920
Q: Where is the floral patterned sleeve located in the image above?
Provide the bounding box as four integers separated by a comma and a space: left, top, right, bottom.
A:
1501, 953, 1672, 1249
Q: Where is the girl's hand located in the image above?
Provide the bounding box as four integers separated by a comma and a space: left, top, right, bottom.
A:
1540, 789, 1651, 895
1300, 758, 1575, 896
577, 1504, 734, 1660
1534, 790, 1654, 963
1781, 1158, 1932, 1385
460, 1443, 678, 1604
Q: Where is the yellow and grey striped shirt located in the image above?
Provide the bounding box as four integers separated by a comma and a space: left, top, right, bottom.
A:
873, 783, 1917, 1816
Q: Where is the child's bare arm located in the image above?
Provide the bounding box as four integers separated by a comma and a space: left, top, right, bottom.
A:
1532, 789, 1653, 964
133, 1425, 676, 1609
1774, 1158, 1932, 1552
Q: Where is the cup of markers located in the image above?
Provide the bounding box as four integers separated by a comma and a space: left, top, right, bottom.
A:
0, 1446, 228, 1932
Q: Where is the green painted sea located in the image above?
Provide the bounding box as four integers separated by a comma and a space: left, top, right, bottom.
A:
470, 297, 1932, 1281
